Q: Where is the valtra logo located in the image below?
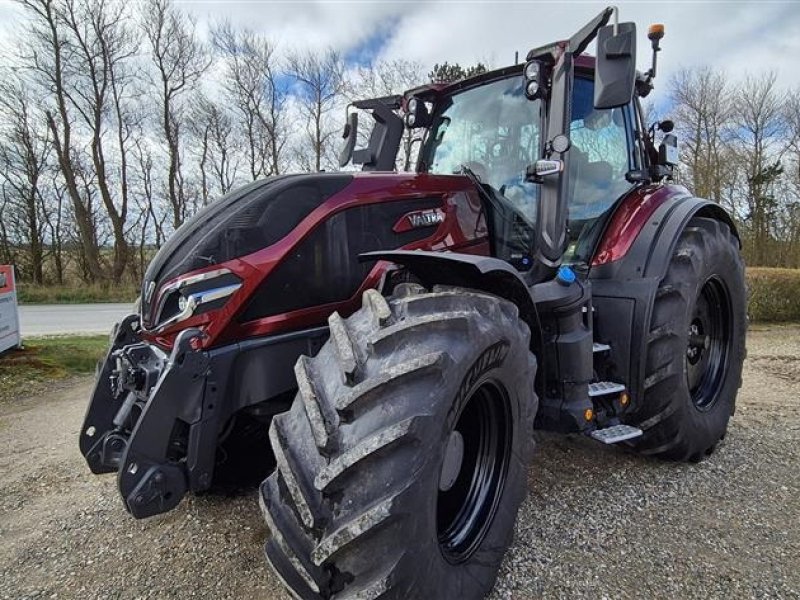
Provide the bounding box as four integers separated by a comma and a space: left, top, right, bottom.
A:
408, 209, 445, 229
392, 208, 446, 233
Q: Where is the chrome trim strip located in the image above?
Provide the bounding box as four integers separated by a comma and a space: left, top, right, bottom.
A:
146, 268, 234, 329
149, 281, 241, 334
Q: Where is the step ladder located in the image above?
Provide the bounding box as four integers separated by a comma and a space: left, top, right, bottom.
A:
590, 424, 643, 444
587, 378, 642, 444
588, 381, 625, 397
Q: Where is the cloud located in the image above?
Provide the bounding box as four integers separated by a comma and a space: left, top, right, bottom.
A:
376, 1, 800, 88
180, 0, 407, 56
177, 1, 800, 102
1, 0, 797, 103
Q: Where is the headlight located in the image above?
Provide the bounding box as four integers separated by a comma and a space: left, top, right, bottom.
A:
526, 80, 539, 98
149, 268, 242, 332
407, 97, 418, 113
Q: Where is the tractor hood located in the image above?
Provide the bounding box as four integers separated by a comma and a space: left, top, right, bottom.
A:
141, 174, 354, 329
140, 172, 485, 334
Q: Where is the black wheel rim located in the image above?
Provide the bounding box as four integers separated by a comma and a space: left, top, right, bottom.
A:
437, 380, 512, 564
686, 276, 732, 411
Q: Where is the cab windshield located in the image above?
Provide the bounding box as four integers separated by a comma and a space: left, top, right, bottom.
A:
422, 76, 542, 269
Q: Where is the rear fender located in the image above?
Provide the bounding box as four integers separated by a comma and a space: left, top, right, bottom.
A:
590, 194, 740, 409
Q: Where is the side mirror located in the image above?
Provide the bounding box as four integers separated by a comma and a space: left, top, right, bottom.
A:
594, 22, 637, 109
338, 111, 359, 168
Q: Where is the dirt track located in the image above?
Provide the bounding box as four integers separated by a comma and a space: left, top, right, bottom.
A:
1, 325, 798, 599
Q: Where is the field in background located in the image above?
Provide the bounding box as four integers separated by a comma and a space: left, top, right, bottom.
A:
0, 336, 107, 403
17, 284, 138, 304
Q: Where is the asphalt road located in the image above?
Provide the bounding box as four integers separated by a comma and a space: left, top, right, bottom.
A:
19, 303, 133, 336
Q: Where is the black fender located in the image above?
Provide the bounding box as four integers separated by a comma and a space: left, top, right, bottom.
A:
361, 250, 537, 330
594, 195, 739, 282
589, 195, 740, 409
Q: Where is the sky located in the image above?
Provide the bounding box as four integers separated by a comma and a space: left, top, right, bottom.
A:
172, 0, 800, 91
0, 0, 797, 101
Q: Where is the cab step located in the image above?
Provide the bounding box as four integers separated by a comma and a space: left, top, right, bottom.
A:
590, 424, 643, 444
588, 381, 626, 397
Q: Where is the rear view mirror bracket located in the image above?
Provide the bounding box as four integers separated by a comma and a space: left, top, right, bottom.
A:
338, 109, 359, 168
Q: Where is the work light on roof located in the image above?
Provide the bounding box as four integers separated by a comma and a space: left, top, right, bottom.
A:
524, 60, 540, 80
523, 60, 545, 100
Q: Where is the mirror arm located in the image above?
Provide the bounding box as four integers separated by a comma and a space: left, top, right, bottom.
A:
569, 6, 614, 56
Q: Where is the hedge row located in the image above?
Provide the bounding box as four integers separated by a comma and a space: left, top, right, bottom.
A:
747, 267, 800, 322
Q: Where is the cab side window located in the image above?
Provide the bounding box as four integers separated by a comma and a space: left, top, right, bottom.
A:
565, 76, 634, 261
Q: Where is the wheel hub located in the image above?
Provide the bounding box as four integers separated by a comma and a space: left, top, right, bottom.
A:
686, 277, 732, 411
686, 321, 710, 364
438, 430, 465, 492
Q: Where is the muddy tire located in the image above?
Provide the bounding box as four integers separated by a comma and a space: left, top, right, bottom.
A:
259, 284, 538, 599
627, 217, 746, 461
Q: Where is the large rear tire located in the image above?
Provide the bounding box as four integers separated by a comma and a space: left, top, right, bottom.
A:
627, 217, 746, 461
259, 284, 537, 599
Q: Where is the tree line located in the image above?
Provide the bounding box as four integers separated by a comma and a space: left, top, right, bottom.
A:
667, 68, 800, 268
0, 0, 798, 287
0, 0, 427, 285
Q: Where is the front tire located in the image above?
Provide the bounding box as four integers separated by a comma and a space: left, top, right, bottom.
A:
259, 285, 538, 599
627, 217, 746, 461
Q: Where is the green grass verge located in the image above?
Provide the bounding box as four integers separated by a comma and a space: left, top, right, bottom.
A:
17, 284, 138, 304
0, 335, 108, 402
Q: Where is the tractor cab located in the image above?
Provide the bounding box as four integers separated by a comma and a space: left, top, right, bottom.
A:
341, 7, 675, 284
415, 62, 637, 269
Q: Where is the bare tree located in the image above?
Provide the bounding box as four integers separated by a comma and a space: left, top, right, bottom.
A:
669, 67, 735, 207
213, 22, 287, 179
130, 137, 168, 276
188, 95, 239, 198
59, 0, 140, 282
287, 48, 346, 172
732, 72, 788, 265
141, 0, 209, 230
17, 0, 105, 281
0, 76, 51, 283
42, 175, 67, 284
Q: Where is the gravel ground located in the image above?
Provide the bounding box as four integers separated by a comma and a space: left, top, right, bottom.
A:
1, 325, 798, 599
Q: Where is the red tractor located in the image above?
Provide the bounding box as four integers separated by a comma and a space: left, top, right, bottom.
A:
80, 8, 746, 599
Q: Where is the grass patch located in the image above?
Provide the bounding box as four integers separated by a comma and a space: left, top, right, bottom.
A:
18, 283, 138, 304
0, 335, 108, 402
747, 267, 800, 323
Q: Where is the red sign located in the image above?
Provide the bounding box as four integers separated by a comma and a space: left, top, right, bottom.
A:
0, 265, 15, 293
0, 265, 21, 353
